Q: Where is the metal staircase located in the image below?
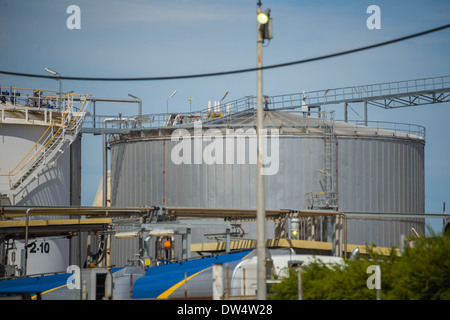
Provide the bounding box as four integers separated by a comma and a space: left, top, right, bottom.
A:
6, 94, 89, 194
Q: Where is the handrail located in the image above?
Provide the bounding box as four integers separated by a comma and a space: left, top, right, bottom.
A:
93, 77, 449, 133
3, 96, 76, 179
346, 119, 426, 139
5, 119, 58, 178
1, 93, 90, 187
0, 86, 85, 107
69, 93, 90, 125
5, 97, 72, 180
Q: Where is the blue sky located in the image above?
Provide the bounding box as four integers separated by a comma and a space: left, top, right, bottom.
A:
1, 0, 449, 232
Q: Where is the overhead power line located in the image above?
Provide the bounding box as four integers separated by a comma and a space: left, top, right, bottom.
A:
1, 23, 449, 82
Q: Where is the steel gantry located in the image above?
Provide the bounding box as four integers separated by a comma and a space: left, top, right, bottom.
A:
268, 75, 450, 125
70, 75, 450, 135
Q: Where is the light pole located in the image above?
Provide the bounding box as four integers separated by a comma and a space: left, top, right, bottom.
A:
128, 94, 142, 127
188, 96, 193, 113
44, 67, 62, 109
256, 1, 272, 300
167, 90, 177, 114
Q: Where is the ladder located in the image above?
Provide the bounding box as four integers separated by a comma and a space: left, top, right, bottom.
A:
7, 95, 89, 194
307, 111, 338, 211
322, 112, 338, 209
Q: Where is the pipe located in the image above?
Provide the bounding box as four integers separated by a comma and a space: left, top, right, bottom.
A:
1, 206, 155, 218
102, 117, 137, 207
24, 208, 33, 276
84, 235, 106, 267
143, 234, 152, 263
102, 120, 111, 207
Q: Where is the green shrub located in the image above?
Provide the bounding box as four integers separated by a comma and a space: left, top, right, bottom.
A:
271, 232, 450, 300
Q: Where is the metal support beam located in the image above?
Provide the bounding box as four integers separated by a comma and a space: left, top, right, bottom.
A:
344, 102, 348, 122
226, 228, 231, 253
364, 101, 368, 126
181, 228, 191, 260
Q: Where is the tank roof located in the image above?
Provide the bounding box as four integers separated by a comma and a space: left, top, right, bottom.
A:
113, 110, 425, 143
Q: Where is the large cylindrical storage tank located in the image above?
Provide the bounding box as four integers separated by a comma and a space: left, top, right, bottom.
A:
0, 105, 82, 275
0, 123, 79, 206
110, 110, 424, 256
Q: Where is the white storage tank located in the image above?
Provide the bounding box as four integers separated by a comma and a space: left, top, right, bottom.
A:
0, 89, 84, 276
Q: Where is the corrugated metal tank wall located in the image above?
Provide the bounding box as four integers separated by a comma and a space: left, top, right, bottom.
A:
338, 136, 424, 246
110, 114, 425, 251
111, 137, 324, 209
338, 137, 424, 213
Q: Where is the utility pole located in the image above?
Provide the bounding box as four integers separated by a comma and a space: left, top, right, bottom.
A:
256, 1, 272, 300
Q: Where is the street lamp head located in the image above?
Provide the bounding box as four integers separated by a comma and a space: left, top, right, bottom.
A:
169, 90, 177, 99
128, 94, 140, 100
44, 67, 58, 76
221, 91, 229, 102
167, 90, 177, 114
257, 9, 270, 24
257, 13, 268, 24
